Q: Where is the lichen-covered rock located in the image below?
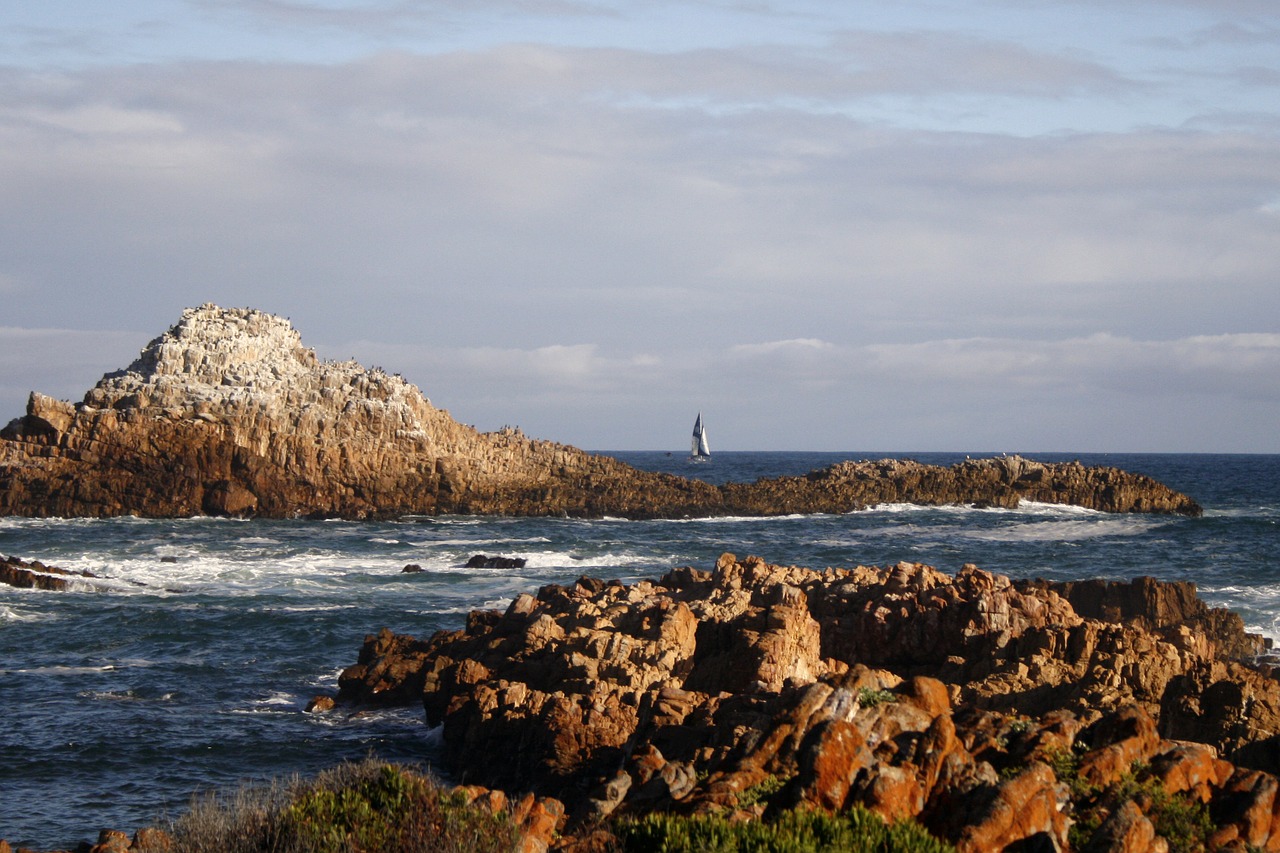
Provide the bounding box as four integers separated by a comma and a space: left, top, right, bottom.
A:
0, 304, 1202, 519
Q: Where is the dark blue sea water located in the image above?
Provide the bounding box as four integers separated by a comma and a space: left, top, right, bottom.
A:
1, 451, 1277, 848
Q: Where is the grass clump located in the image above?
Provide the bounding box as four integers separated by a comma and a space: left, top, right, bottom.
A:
615, 806, 953, 853
161, 758, 519, 853
738, 775, 788, 808
856, 688, 897, 709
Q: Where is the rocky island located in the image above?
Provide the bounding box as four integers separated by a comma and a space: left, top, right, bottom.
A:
0, 304, 1201, 520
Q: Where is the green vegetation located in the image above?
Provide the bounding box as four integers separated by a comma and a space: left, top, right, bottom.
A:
856, 688, 897, 708
1044, 749, 1214, 853
615, 806, 953, 853
158, 759, 519, 853
738, 774, 788, 808
1006, 718, 1035, 737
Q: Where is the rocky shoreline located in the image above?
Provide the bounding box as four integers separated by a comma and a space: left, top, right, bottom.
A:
0, 304, 1201, 520
13, 554, 1280, 851
327, 554, 1280, 851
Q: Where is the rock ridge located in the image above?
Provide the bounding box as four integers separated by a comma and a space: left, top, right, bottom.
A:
0, 304, 1202, 519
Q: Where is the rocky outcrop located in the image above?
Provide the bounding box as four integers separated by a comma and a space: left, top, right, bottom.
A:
0, 555, 100, 591
0, 304, 1202, 520
337, 554, 1280, 850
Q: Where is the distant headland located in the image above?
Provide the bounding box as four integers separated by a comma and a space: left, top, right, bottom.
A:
0, 304, 1202, 520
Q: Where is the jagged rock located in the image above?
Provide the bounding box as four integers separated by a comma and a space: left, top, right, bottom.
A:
0, 555, 99, 591
337, 553, 1280, 850
0, 305, 1203, 520
336, 627, 437, 706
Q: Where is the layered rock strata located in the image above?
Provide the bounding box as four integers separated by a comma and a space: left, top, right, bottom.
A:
338, 554, 1280, 851
0, 305, 1201, 520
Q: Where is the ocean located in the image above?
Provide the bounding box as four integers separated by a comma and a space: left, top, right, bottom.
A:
1, 451, 1277, 848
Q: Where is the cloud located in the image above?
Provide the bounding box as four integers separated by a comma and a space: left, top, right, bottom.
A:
855, 333, 1280, 399
1, 13, 1278, 450
826, 30, 1132, 98
0, 326, 147, 419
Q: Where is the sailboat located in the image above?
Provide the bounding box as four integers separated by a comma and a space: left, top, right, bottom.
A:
689, 412, 711, 462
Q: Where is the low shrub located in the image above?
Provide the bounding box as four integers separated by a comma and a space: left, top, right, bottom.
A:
856, 688, 897, 709
1061, 766, 1215, 853
738, 775, 788, 808
615, 805, 954, 852
159, 758, 519, 853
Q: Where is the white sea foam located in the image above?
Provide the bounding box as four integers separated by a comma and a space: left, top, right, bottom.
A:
670, 514, 811, 524
2, 664, 117, 675
960, 518, 1163, 544
408, 536, 553, 547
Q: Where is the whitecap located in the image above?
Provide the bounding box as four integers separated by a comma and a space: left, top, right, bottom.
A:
671, 514, 812, 524
2, 664, 117, 675
0, 604, 40, 622
959, 518, 1163, 544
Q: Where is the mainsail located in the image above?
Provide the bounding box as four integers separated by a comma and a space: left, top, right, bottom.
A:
690, 413, 711, 461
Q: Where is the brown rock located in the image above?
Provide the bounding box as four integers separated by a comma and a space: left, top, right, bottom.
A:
304, 695, 335, 713
0, 555, 99, 591
1076, 706, 1162, 789
86, 830, 131, 853
1210, 769, 1280, 849
1148, 742, 1233, 802
952, 762, 1068, 852
130, 828, 173, 852
1084, 799, 1168, 853
794, 719, 872, 811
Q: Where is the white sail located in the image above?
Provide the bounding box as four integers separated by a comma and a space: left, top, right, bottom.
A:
690, 413, 710, 460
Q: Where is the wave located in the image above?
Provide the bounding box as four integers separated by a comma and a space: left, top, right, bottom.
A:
2, 664, 118, 676
407, 536, 553, 547
958, 518, 1165, 544
668, 514, 812, 524
0, 604, 40, 622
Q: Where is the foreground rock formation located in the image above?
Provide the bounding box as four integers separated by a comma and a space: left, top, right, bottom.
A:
337, 555, 1280, 851
0, 304, 1201, 520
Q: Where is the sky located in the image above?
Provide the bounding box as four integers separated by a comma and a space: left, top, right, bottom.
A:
1, 1, 1278, 452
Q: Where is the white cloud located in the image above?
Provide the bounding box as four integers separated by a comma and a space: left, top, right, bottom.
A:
729, 338, 833, 356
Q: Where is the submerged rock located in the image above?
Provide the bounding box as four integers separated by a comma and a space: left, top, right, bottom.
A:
0, 304, 1201, 520
339, 554, 1280, 850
